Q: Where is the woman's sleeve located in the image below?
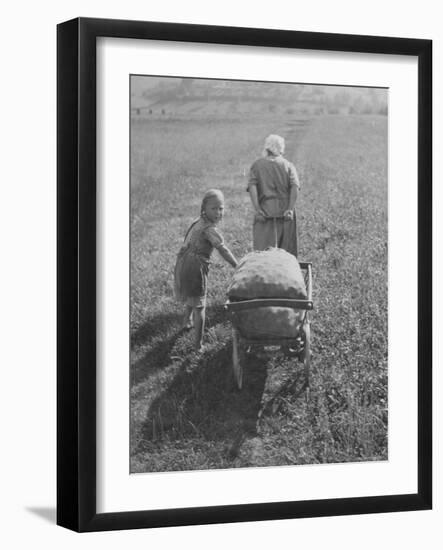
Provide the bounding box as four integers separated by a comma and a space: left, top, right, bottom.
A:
204, 226, 225, 249
246, 163, 258, 192
288, 162, 301, 188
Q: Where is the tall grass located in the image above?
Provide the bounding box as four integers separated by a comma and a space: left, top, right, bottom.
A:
130, 114, 388, 472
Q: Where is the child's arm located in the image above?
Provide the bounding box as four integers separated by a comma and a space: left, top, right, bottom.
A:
216, 244, 238, 268
205, 226, 238, 267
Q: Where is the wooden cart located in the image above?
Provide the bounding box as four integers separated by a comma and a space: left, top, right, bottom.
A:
225, 262, 313, 390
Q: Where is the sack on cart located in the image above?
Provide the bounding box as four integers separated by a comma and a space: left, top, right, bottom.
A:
232, 306, 304, 339
227, 247, 307, 301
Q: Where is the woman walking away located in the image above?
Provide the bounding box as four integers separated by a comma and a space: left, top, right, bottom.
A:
174, 189, 238, 352
247, 134, 301, 256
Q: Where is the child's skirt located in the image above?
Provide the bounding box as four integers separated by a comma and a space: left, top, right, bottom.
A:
174, 247, 209, 308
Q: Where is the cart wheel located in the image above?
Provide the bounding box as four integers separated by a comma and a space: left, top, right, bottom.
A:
232, 328, 243, 390
301, 322, 311, 389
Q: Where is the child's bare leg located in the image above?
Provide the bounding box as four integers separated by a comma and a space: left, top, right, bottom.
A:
182, 305, 193, 329
193, 306, 205, 351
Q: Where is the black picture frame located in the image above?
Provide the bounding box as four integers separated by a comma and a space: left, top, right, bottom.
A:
57, 17, 432, 532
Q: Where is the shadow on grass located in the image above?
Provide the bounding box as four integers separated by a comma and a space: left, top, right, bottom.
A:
131, 304, 227, 386
131, 304, 226, 346
131, 310, 182, 348
137, 340, 268, 460
131, 331, 182, 387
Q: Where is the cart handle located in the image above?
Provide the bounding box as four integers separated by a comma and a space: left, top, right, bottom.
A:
304, 263, 312, 302
225, 298, 313, 312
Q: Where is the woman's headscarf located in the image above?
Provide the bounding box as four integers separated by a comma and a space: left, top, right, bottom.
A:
263, 134, 285, 157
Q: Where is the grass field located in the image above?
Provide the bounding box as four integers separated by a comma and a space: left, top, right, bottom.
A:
130, 114, 388, 472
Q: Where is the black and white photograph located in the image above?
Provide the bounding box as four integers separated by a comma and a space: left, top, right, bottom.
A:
130, 75, 388, 474
2, 0, 437, 543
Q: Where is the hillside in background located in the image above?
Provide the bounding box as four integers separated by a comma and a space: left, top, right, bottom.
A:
131, 76, 388, 118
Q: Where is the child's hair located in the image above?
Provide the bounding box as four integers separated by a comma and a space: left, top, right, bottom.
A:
200, 189, 224, 216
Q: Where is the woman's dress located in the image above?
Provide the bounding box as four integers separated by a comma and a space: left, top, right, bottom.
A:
247, 155, 300, 256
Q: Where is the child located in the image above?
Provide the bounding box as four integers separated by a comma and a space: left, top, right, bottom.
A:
174, 189, 238, 352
